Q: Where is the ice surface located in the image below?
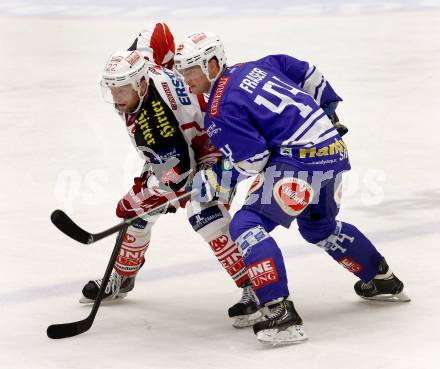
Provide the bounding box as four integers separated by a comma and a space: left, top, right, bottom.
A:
1, 2, 439, 368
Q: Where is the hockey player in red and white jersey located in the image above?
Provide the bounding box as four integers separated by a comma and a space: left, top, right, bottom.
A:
80, 23, 260, 328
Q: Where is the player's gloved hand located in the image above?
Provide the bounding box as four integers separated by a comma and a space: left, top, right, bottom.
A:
321, 101, 348, 137
116, 177, 186, 219
329, 112, 348, 136
189, 168, 235, 206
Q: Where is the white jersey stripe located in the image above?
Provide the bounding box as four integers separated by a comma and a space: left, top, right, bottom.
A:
281, 109, 324, 146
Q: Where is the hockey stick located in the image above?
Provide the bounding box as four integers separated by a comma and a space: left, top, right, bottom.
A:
46, 190, 197, 339
50, 190, 197, 244
47, 223, 129, 339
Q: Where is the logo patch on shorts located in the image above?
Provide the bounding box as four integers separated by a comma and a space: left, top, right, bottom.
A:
247, 258, 279, 289
273, 177, 313, 216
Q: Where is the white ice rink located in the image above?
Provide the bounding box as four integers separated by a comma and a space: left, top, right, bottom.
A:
1, 1, 440, 368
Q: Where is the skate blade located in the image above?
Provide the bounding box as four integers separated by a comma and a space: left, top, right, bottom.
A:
232, 310, 264, 328
256, 325, 308, 346
78, 292, 128, 304
361, 291, 411, 303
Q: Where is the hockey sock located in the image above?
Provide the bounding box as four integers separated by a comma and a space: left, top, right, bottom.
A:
317, 221, 384, 282
114, 222, 150, 277
231, 209, 289, 305
207, 227, 249, 286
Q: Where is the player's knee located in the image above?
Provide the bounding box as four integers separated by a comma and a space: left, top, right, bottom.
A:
297, 217, 337, 244
229, 209, 264, 241
187, 204, 230, 239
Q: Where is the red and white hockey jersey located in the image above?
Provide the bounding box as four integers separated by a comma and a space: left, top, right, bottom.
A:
120, 65, 220, 191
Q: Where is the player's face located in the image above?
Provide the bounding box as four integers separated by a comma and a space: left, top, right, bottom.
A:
179, 65, 211, 94
110, 84, 140, 114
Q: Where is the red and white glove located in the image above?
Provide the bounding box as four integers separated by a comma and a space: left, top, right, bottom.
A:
116, 177, 188, 219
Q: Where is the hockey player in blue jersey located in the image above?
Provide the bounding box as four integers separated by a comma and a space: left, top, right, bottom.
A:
174, 32, 410, 346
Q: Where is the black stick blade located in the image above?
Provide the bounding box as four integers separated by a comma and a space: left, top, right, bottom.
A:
47, 318, 91, 339
51, 210, 93, 244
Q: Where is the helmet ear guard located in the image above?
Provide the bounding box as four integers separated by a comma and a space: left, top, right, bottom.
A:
174, 32, 226, 83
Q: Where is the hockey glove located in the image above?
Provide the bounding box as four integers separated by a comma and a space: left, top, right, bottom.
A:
190, 168, 235, 205
116, 177, 187, 219
329, 112, 348, 136
321, 101, 348, 137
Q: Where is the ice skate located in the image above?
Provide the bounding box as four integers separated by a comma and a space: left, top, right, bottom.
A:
253, 298, 308, 345
228, 283, 263, 328
354, 259, 410, 302
79, 270, 136, 304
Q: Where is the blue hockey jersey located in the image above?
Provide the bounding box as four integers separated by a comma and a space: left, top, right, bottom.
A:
204, 54, 351, 184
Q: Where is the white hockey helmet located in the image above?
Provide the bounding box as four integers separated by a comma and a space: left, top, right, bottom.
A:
100, 50, 148, 112
174, 32, 226, 82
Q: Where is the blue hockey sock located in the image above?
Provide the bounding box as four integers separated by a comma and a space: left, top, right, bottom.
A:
317, 221, 384, 282
230, 209, 289, 305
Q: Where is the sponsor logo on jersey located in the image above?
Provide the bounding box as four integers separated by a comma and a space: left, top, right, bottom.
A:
206, 123, 222, 137
339, 257, 363, 274
125, 51, 141, 66
162, 68, 191, 105
273, 177, 313, 216
189, 207, 223, 231
299, 138, 348, 161
247, 258, 279, 289
177, 43, 184, 52
151, 100, 176, 138
161, 82, 178, 110
136, 100, 178, 147
137, 108, 155, 145
148, 66, 161, 75
209, 76, 230, 117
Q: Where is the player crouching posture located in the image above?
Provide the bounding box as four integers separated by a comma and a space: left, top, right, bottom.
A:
174, 31, 410, 345
80, 24, 262, 328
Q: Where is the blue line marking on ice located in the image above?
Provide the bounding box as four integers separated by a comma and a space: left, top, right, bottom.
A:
1, 221, 438, 305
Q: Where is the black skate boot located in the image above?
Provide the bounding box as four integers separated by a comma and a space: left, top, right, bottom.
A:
354, 259, 410, 302
253, 298, 308, 345
228, 282, 263, 328
79, 270, 136, 304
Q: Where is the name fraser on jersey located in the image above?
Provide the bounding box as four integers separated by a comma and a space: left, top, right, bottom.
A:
239, 67, 268, 94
